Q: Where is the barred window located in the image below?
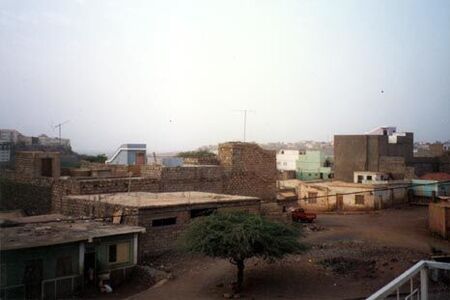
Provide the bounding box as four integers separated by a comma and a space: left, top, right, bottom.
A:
355, 194, 365, 205
308, 192, 318, 204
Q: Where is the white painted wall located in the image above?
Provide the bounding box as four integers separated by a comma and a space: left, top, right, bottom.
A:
276, 149, 299, 171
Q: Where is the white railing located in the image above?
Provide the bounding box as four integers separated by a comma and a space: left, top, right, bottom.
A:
41, 274, 81, 299
367, 260, 450, 300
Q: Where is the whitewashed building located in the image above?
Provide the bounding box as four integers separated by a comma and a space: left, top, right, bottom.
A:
276, 149, 299, 171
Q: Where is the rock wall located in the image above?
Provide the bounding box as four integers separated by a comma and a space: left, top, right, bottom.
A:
219, 142, 277, 200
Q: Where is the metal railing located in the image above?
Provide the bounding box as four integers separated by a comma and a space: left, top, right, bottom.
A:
41, 274, 81, 299
367, 260, 450, 300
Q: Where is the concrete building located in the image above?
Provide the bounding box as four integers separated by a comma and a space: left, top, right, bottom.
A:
276, 150, 299, 171
444, 142, 450, 152
0, 129, 22, 144
429, 201, 450, 239
366, 126, 398, 136
297, 180, 409, 212
334, 127, 414, 182
296, 150, 332, 181
0, 214, 145, 299
353, 171, 389, 184
410, 173, 450, 199
61, 192, 261, 255
36, 134, 70, 148
0, 141, 11, 164
106, 144, 147, 165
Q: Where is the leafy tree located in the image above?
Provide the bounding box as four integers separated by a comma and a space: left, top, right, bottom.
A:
181, 212, 306, 292
80, 154, 108, 163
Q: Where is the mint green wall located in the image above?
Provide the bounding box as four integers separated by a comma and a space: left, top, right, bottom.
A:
296, 151, 325, 171
0, 233, 136, 298
94, 234, 135, 273
1, 243, 80, 289
296, 151, 332, 181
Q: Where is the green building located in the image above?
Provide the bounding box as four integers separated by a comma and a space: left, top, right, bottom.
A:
0, 214, 145, 299
296, 150, 333, 181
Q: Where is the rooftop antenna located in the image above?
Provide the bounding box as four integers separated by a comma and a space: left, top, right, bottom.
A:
233, 109, 255, 142
53, 120, 70, 144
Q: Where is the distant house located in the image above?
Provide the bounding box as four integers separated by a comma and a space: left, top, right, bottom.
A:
410, 173, 450, 198
0, 141, 12, 165
106, 144, 147, 165
353, 171, 389, 184
276, 150, 299, 171
334, 126, 414, 182
296, 150, 333, 181
62, 191, 261, 255
0, 214, 145, 299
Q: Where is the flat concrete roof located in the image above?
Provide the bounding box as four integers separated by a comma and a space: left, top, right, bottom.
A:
0, 216, 145, 251
66, 191, 260, 208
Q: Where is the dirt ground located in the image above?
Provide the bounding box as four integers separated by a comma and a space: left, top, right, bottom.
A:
120, 206, 450, 300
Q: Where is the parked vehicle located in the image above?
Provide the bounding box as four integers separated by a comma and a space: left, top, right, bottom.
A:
291, 208, 317, 223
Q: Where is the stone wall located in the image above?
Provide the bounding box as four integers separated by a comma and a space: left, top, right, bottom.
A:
15, 151, 60, 179
136, 201, 261, 256
60, 194, 261, 256
219, 142, 277, 200
0, 177, 53, 215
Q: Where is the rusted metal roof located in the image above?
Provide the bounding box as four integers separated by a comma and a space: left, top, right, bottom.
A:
419, 172, 450, 181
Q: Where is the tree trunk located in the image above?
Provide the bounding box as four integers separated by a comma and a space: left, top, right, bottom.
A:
235, 259, 245, 292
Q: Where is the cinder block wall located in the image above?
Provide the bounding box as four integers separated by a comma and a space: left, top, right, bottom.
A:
219, 142, 277, 200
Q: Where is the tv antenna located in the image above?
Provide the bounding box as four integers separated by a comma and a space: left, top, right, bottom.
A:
53, 120, 70, 144
233, 109, 255, 142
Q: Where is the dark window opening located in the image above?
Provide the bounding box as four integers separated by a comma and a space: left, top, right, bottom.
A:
152, 217, 177, 227
41, 158, 53, 177
367, 175, 372, 180
109, 245, 117, 263
56, 256, 73, 277
190, 208, 216, 218
357, 175, 364, 183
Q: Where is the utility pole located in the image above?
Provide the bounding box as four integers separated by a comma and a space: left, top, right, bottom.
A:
233, 109, 254, 142
53, 120, 70, 144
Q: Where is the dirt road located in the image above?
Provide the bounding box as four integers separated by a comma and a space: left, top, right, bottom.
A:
128, 206, 449, 300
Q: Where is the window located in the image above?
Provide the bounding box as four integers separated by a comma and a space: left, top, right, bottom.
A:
308, 192, 318, 204
108, 242, 130, 264
367, 175, 372, 181
56, 256, 73, 277
357, 175, 364, 183
41, 158, 53, 177
355, 195, 365, 205
152, 217, 177, 227
190, 208, 216, 219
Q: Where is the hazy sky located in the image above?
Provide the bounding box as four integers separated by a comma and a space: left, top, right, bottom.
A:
1, 0, 449, 153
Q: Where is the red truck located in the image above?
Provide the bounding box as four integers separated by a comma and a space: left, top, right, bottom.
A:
291, 208, 317, 223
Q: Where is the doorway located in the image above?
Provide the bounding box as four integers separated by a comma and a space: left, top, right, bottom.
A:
23, 259, 43, 299
135, 152, 145, 165
41, 158, 53, 177
336, 194, 344, 211
84, 252, 96, 288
